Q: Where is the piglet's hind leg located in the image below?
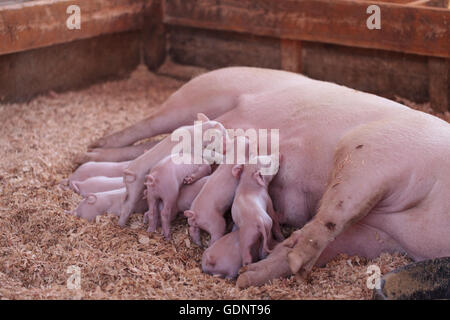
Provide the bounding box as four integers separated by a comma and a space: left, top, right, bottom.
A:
146, 198, 160, 233
160, 200, 177, 240
239, 226, 261, 266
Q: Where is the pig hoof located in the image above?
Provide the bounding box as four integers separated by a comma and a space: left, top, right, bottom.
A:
88, 137, 106, 149
147, 219, 158, 233
194, 239, 203, 247
236, 244, 293, 288
58, 179, 70, 191
162, 228, 171, 240
287, 250, 304, 274
74, 152, 94, 165
118, 218, 127, 227
74, 153, 87, 165
294, 271, 309, 283
183, 176, 193, 184
68, 180, 78, 192
71, 182, 81, 195
145, 211, 159, 232
236, 273, 251, 289
238, 265, 249, 275
118, 211, 130, 227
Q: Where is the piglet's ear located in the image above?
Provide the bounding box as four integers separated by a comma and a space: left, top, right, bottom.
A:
197, 113, 210, 122
232, 164, 244, 179
254, 171, 265, 187
87, 194, 97, 204
184, 210, 195, 219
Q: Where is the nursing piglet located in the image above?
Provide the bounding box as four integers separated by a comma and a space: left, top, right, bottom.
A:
231, 154, 283, 266
60, 161, 130, 191
72, 176, 124, 197
67, 188, 147, 222
184, 163, 239, 247
184, 137, 249, 246
145, 153, 212, 239
201, 229, 269, 279
202, 230, 241, 279
143, 176, 208, 225
68, 177, 207, 223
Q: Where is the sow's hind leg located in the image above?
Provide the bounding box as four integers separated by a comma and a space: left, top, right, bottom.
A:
88, 73, 240, 150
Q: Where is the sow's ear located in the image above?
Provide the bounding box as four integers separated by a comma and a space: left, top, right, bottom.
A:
197, 113, 210, 122
232, 164, 244, 179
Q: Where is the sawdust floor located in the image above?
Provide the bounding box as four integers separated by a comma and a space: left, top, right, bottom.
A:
1, 64, 448, 300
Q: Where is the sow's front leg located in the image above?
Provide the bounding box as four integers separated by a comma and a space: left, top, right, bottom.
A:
237, 144, 390, 288
88, 104, 191, 150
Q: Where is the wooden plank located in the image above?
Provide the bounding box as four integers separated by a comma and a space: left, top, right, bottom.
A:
407, 0, 431, 5
411, 0, 450, 7
167, 26, 430, 103
302, 42, 429, 103
280, 39, 302, 73
164, 0, 450, 58
0, 0, 145, 55
142, 0, 166, 70
428, 57, 450, 112
169, 26, 281, 69
380, 0, 412, 3
424, 0, 449, 8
